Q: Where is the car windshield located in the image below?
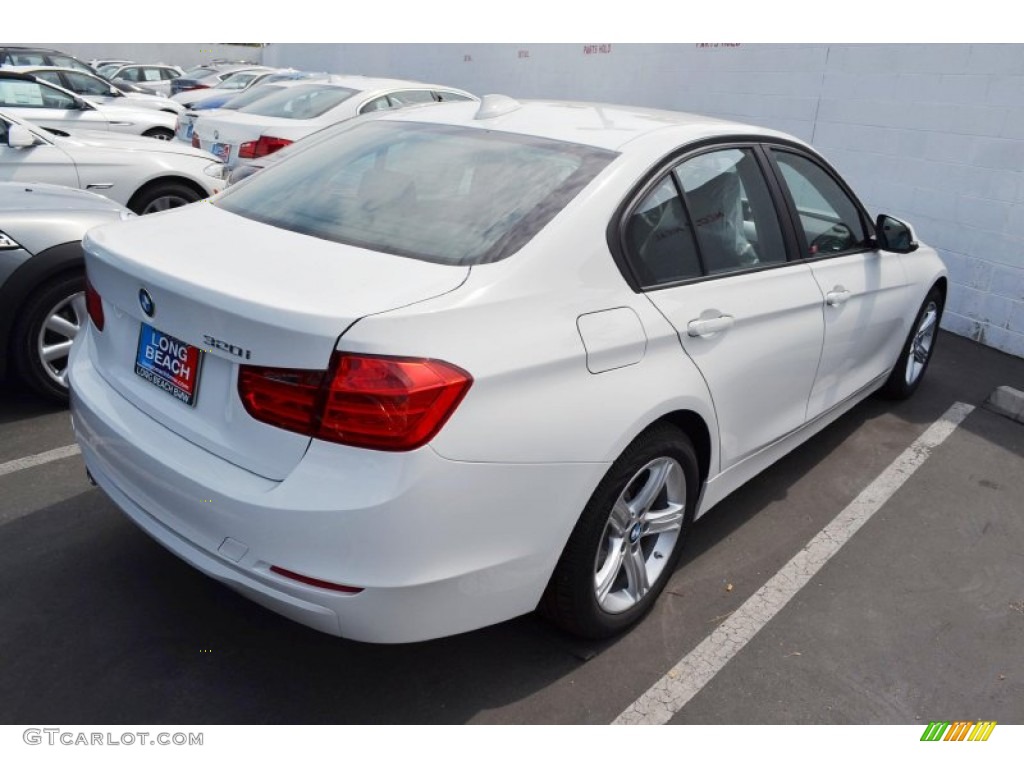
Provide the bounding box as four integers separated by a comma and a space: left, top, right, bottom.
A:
219, 84, 286, 110
97, 65, 118, 77
215, 120, 617, 265
182, 67, 216, 79
235, 84, 357, 119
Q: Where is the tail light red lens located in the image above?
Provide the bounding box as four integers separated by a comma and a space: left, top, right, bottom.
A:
84, 275, 104, 332
191, 132, 200, 148
269, 565, 363, 594
237, 135, 292, 160
238, 352, 472, 451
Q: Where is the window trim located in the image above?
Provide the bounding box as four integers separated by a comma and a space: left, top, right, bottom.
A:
608, 136, 808, 293
761, 143, 877, 264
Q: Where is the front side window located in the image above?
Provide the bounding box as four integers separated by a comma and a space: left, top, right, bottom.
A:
675, 148, 787, 275
216, 121, 617, 266
772, 150, 867, 257
236, 84, 358, 120
160, 68, 181, 80
63, 71, 111, 97
117, 67, 139, 82
359, 95, 392, 114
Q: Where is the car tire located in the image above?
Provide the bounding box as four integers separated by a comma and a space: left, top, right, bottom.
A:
143, 127, 174, 141
12, 271, 86, 402
129, 181, 202, 215
541, 423, 700, 639
877, 285, 944, 400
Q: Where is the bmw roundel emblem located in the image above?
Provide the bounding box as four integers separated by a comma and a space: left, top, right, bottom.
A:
139, 288, 155, 317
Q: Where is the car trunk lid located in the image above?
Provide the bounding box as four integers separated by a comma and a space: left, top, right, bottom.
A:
82, 203, 469, 480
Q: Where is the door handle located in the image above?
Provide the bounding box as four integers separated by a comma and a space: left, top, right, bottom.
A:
826, 287, 852, 307
687, 314, 735, 337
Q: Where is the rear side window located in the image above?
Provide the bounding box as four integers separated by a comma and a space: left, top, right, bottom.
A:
0, 79, 76, 109
771, 150, 867, 256
434, 91, 473, 103
387, 90, 435, 106
675, 148, 787, 274
625, 177, 702, 284
237, 84, 357, 119
216, 121, 617, 265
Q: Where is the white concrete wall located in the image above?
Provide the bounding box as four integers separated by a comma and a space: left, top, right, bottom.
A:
261, 43, 1024, 358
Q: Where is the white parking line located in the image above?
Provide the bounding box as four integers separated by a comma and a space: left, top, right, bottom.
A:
614, 401, 975, 725
0, 444, 81, 479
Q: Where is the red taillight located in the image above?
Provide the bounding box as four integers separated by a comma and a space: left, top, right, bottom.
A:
183, 83, 210, 92
238, 352, 472, 451
191, 132, 200, 148
269, 565, 362, 594
238, 135, 292, 160
84, 275, 104, 332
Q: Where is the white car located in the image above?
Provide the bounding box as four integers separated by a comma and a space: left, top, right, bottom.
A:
192, 76, 476, 168
6, 66, 184, 115
98, 63, 184, 98
69, 97, 946, 643
169, 67, 275, 106
1, 110, 224, 213
0, 71, 177, 140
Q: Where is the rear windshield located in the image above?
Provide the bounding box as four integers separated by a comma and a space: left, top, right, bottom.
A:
236, 84, 357, 119
220, 83, 285, 110
182, 67, 216, 79
215, 120, 617, 265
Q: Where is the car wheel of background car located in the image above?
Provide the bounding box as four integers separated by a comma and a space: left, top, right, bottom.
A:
878, 285, 944, 400
541, 423, 699, 639
128, 181, 202, 215
143, 127, 174, 141
13, 271, 85, 402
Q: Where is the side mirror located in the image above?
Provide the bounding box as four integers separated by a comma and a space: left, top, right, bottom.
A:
875, 214, 919, 254
7, 124, 37, 148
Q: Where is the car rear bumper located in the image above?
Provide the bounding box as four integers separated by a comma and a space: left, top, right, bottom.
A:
69, 329, 608, 643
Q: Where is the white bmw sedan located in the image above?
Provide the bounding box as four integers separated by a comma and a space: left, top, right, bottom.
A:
69, 97, 946, 643
1, 111, 224, 213
0, 71, 177, 140
191, 76, 476, 168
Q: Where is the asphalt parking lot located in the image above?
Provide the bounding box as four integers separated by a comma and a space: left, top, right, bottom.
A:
1, 330, 1021, 725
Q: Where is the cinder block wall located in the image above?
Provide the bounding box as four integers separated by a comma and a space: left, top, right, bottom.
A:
261, 43, 1024, 358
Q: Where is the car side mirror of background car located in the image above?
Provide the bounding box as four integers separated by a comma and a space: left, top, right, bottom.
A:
875, 214, 919, 253
7, 125, 37, 148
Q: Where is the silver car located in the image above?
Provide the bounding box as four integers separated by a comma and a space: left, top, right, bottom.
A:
0, 182, 132, 400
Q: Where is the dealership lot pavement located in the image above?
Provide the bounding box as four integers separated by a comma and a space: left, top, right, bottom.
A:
1, 331, 1021, 725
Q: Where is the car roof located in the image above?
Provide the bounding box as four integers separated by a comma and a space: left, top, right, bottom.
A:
3, 65, 100, 76
377, 96, 802, 152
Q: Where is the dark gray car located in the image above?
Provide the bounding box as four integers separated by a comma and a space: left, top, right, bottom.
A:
0, 182, 131, 400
